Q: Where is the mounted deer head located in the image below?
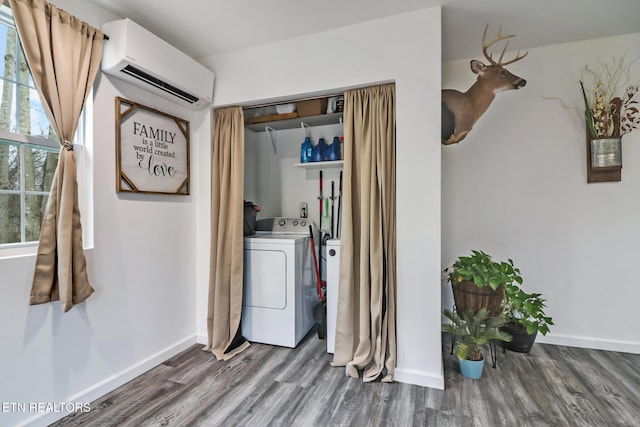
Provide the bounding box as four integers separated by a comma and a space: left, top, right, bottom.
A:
442, 25, 528, 145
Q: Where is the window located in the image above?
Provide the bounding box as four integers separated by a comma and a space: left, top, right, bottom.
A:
0, 3, 60, 247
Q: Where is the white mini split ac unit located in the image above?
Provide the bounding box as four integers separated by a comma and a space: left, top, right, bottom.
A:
101, 18, 215, 109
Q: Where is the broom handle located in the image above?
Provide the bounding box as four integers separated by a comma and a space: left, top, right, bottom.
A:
318, 170, 323, 276
319, 170, 323, 228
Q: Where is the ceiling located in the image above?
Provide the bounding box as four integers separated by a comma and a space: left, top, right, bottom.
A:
85, 0, 640, 62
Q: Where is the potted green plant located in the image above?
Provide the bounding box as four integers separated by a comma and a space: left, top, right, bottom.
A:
501, 284, 553, 353
445, 250, 523, 316
442, 308, 512, 379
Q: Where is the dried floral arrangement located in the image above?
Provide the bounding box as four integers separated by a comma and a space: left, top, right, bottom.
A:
579, 56, 639, 139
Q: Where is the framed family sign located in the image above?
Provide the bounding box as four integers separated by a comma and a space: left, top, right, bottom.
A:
115, 97, 190, 194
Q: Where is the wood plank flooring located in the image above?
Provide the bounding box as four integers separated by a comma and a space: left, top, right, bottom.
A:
51, 331, 640, 426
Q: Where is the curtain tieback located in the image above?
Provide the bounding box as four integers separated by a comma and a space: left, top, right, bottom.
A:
62, 140, 74, 151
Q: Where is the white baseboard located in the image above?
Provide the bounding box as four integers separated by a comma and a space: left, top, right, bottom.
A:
394, 367, 444, 390
536, 333, 640, 354
19, 335, 197, 427
196, 333, 208, 345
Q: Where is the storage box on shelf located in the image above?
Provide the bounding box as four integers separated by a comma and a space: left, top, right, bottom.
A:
297, 99, 328, 117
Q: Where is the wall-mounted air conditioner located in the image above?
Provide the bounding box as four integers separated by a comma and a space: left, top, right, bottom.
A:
101, 18, 215, 109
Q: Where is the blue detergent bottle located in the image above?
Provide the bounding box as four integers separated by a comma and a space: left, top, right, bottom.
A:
328, 136, 340, 161
313, 138, 327, 162
300, 137, 313, 163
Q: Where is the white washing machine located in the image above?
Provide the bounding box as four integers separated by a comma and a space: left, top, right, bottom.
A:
326, 238, 341, 353
242, 217, 318, 348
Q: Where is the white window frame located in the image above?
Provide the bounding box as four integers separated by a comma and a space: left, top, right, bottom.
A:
0, 110, 92, 259
0, 133, 57, 240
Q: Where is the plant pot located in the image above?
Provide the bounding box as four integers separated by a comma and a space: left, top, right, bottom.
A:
452, 280, 505, 317
459, 357, 485, 379
501, 322, 537, 353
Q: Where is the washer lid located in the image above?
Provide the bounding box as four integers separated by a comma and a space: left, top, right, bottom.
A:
244, 233, 308, 244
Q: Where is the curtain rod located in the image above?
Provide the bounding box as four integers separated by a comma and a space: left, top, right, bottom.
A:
1, 0, 110, 40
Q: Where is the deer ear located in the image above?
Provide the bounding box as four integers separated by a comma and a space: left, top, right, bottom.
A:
470, 60, 486, 75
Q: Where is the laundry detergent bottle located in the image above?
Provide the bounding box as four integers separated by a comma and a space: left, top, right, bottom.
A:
300, 136, 313, 163
313, 138, 327, 162
328, 136, 341, 161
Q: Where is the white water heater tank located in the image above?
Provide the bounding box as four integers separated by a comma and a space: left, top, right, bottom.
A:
326, 239, 341, 353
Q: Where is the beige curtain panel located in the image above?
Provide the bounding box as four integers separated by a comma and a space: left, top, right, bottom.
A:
204, 106, 250, 361
9, 0, 104, 312
333, 83, 397, 382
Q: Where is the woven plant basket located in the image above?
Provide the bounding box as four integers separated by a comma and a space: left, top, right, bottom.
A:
452, 280, 505, 317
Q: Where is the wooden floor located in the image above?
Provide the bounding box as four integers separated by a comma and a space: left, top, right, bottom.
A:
52, 331, 640, 426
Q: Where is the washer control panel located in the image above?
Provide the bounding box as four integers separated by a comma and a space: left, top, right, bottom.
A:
256, 217, 316, 234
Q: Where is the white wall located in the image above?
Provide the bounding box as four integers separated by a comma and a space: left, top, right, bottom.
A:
195, 8, 444, 388
442, 33, 640, 353
0, 2, 202, 426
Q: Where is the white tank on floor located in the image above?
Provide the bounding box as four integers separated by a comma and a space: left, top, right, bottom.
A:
326, 239, 341, 353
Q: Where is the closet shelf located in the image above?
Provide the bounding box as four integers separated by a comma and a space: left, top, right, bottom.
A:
245, 112, 343, 132
294, 160, 343, 169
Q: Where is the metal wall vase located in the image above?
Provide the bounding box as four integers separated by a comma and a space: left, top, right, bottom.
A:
586, 128, 622, 183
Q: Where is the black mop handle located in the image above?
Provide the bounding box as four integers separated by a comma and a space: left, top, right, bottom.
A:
336, 171, 342, 238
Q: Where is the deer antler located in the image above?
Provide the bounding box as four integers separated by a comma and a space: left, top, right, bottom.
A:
482, 24, 528, 66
